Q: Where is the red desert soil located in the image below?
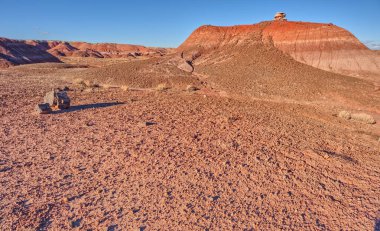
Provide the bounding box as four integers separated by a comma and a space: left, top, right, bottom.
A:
0, 64, 379, 230
1, 20, 380, 230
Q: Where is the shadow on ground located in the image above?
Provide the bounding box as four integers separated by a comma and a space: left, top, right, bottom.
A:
375, 219, 380, 231
52, 102, 124, 114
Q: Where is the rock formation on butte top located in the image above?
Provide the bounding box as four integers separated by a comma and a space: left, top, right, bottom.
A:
274, 12, 287, 21
178, 14, 380, 81
0, 37, 167, 67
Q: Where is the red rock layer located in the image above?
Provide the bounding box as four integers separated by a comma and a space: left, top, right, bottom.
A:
178, 21, 380, 79
178, 23, 267, 50
68, 42, 151, 58
262, 21, 380, 78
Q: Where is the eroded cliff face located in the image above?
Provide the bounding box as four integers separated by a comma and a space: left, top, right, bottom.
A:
0, 38, 166, 67
178, 23, 268, 50
178, 21, 380, 80
0, 38, 61, 66
262, 21, 380, 78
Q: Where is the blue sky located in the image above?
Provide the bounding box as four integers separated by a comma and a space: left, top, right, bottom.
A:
1, 0, 379, 48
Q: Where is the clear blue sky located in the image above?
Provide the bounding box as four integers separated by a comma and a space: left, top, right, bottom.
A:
1, 0, 379, 49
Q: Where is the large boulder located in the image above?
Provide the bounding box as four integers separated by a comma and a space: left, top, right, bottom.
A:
56, 91, 70, 109
177, 60, 194, 73
44, 90, 56, 106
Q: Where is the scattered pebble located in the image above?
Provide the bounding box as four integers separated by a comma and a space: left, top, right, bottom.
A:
86, 121, 95, 126
138, 121, 156, 127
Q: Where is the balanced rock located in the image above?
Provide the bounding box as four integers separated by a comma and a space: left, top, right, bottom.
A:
274, 12, 287, 21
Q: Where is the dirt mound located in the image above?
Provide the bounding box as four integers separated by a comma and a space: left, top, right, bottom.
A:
78, 55, 200, 88
179, 21, 380, 81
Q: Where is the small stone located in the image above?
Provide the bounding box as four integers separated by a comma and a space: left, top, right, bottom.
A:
186, 85, 199, 92
24, 199, 33, 206
35, 103, 52, 114
132, 208, 140, 214
71, 218, 82, 228
107, 225, 118, 231
61, 197, 69, 204
138, 121, 156, 127
178, 60, 194, 73
211, 195, 220, 201
86, 121, 95, 126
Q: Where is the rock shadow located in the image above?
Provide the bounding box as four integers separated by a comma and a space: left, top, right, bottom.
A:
375, 219, 380, 231
316, 149, 358, 164
52, 102, 124, 114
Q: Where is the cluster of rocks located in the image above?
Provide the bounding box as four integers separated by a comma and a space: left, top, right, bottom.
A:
175, 50, 203, 73
274, 12, 287, 21
36, 88, 71, 114
127, 52, 143, 58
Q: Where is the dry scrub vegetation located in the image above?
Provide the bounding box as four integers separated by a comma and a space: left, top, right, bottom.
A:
156, 83, 170, 91
120, 85, 129, 91
338, 111, 376, 124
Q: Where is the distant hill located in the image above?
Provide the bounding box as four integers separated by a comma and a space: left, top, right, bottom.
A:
0, 37, 168, 67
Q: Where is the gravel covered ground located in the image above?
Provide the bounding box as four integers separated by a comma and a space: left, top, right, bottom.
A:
1, 66, 379, 230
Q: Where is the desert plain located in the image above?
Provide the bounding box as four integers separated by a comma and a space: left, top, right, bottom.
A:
0, 19, 380, 230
